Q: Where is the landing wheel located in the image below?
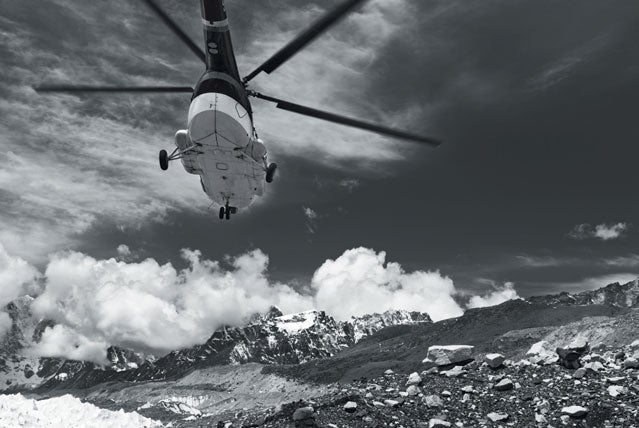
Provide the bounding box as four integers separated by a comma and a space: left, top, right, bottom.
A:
266, 163, 277, 183
219, 206, 225, 220
159, 150, 169, 171
225, 207, 231, 220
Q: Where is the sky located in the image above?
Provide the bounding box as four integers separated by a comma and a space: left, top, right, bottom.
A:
1, 0, 639, 358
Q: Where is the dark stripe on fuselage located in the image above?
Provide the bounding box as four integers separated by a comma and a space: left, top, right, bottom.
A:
196, 1, 249, 115
192, 72, 252, 116
200, 0, 240, 81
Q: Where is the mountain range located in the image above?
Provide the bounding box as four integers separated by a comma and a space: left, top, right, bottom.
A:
1, 279, 637, 393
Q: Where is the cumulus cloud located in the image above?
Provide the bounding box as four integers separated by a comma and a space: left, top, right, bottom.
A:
31, 248, 314, 362
117, 245, 131, 258
568, 222, 629, 241
466, 282, 521, 309
0, 242, 41, 338
311, 247, 464, 322
2, 244, 468, 362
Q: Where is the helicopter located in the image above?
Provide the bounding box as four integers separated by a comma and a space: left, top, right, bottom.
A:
36, 0, 441, 220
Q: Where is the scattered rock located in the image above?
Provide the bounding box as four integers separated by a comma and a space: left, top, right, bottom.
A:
429, 419, 451, 428
343, 401, 357, 413
292, 406, 315, 421
535, 413, 547, 423
406, 372, 422, 386
440, 366, 466, 378
556, 341, 589, 369
584, 361, 604, 372
487, 412, 509, 422
494, 378, 513, 391
572, 368, 587, 379
561, 405, 588, 418
623, 357, 639, 369
406, 385, 421, 396
607, 385, 626, 397
384, 369, 395, 375
384, 399, 399, 408
423, 395, 444, 407
485, 353, 505, 369
423, 345, 474, 366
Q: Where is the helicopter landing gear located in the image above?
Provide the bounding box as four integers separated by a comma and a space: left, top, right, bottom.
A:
266, 163, 277, 183
159, 150, 169, 170
159, 144, 201, 171
219, 203, 237, 220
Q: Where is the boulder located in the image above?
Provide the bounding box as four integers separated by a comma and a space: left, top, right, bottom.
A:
494, 378, 514, 391
561, 405, 588, 418
623, 357, 639, 369
406, 385, 421, 396
343, 401, 357, 413
429, 419, 451, 428
423, 395, 444, 407
572, 368, 587, 379
487, 412, 509, 422
406, 372, 422, 386
440, 366, 466, 378
384, 399, 400, 408
584, 361, 605, 372
608, 385, 626, 397
292, 406, 315, 421
485, 353, 505, 369
423, 345, 474, 366
556, 341, 589, 369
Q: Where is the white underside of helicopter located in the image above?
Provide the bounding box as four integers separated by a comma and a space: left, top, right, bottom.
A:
179, 92, 267, 209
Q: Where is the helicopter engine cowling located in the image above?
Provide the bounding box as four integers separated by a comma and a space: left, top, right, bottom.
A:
175, 130, 201, 175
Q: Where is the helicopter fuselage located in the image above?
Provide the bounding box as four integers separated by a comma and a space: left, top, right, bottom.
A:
179, 0, 267, 211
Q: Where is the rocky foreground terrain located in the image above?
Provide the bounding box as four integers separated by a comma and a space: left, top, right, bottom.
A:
0, 279, 638, 427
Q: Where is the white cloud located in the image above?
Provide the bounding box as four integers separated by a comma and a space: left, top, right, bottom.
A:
0, 312, 11, 339
466, 282, 521, 309
311, 247, 463, 322
0, 242, 40, 339
594, 223, 628, 240
31, 248, 314, 362
568, 222, 629, 241
338, 178, 361, 192
604, 254, 639, 268
303, 207, 318, 221
117, 245, 131, 258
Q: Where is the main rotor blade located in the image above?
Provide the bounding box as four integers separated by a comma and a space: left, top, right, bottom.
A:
250, 92, 442, 147
140, 0, 205, 63
34, 85, 194, 93
243, 0, 368, 83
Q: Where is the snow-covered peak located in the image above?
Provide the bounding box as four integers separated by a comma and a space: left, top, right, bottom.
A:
273, 310, 319, 333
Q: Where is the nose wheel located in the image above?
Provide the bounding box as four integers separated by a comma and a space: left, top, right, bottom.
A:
219, 203, 237, 220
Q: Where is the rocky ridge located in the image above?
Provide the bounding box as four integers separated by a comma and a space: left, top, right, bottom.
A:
0, 301, 431, 391
528, 279, 639, 308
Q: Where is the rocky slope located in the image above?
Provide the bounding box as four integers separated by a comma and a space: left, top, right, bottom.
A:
528, 279, 639, 308
232, 344, 639, 428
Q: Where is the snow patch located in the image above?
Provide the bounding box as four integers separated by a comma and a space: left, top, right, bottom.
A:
275, 311, 318, 333
0, 394, 163, 427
